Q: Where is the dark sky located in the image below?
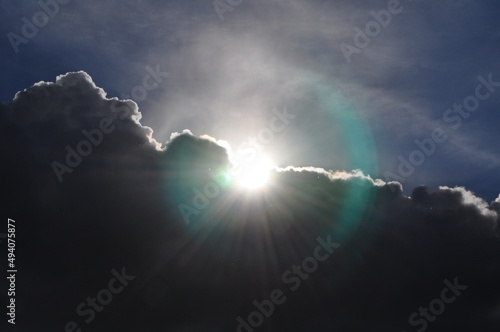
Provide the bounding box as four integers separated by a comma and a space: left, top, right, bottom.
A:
1, 1, 500, 331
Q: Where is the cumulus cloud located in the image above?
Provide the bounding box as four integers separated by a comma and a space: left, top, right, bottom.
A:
1, 72, 499, 331
6, 71, 160, 151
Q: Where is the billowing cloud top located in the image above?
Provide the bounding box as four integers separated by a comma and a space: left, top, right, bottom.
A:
1, 72, 499, 331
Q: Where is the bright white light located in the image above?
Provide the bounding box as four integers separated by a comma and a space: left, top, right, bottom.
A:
235, 157, 274, 190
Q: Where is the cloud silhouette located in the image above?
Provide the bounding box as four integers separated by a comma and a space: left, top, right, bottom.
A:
1, 72, 499, 331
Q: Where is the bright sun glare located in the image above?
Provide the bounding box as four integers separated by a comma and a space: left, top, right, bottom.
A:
236, 157, 274, 190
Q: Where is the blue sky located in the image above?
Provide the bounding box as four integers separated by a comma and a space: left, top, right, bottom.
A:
1, 0, 499, 201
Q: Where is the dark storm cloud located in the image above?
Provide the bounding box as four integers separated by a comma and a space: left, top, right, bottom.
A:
4, 70, 159, 150
1, 72, 499, 331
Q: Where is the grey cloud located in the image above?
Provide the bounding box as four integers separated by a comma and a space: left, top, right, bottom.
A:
1, 72, 499, 331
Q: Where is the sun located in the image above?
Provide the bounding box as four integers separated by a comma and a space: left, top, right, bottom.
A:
235, 157, 274, 190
